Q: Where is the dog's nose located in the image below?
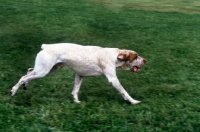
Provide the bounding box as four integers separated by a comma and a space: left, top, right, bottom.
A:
143, 59, 147, 64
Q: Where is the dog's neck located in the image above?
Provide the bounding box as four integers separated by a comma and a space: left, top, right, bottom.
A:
116, 61, 130, 70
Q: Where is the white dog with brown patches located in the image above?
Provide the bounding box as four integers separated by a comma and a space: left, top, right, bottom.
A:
10, 43, 147, 104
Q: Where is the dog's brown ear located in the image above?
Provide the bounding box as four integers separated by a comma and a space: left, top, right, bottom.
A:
117, 52, 137, 62
128, 52, 137, 62
117, 54, 127, 61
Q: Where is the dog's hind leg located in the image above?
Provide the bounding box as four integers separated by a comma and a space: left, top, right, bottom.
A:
22, 62, 63, 90
10, 51, 56, 96
23, 68, 34, 90
10, 65, 53, 96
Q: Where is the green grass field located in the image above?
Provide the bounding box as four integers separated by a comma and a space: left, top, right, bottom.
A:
0, 0, 200, 131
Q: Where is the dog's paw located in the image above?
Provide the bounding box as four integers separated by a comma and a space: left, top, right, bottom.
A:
131, 100, 141, 104
74, 100, 81, 103
10, 90, 15, 96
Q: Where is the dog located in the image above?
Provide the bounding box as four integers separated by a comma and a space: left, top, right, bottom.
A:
10, 43, 147, 104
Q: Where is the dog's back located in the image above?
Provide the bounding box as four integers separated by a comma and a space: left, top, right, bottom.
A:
41, 43, 102, 51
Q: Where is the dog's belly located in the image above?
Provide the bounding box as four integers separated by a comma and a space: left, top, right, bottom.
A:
72, 67, 103, 76
76, 69, 103, 76
65, 61, 103, 76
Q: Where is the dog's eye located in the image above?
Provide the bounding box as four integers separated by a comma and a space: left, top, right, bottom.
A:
134, 56, 138, 60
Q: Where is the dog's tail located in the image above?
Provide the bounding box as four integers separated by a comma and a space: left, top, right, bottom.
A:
41, 44, 48, 50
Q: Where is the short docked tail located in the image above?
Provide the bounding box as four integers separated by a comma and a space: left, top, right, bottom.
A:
41, 44, 48, 50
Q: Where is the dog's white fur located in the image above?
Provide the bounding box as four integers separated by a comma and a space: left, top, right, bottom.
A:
10, 43, 147, 104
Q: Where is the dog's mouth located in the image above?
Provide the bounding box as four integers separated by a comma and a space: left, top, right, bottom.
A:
132, 66, 140, 73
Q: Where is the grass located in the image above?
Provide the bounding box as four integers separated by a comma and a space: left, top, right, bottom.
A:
93, 0, 200, 14
0, 0, 200, 131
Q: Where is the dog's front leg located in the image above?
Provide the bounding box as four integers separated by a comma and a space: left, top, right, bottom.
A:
71, 73, 83, 103
109, 76, 141, 104
104, 68, 141, 104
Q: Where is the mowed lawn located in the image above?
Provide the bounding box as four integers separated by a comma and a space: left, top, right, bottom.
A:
0, 0, 200, 131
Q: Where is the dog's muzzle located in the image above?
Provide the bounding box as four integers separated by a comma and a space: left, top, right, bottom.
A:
132, 66, 140, 72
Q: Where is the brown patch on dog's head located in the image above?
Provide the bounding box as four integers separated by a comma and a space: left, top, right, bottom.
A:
128, 52, 137, 62
117, 51, 137, 62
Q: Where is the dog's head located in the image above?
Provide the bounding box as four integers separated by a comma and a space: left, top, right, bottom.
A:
117, 50, 147, 72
